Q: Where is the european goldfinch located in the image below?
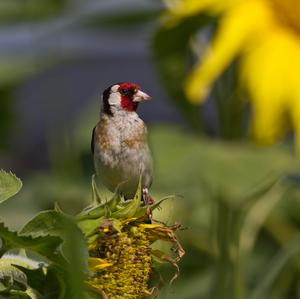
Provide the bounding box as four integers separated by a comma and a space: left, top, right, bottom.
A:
91, 82, 153, 203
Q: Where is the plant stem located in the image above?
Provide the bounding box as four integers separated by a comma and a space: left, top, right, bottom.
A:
212, 195, 245, 299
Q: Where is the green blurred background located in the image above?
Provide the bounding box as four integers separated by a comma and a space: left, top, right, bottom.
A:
0, 1, 300, 298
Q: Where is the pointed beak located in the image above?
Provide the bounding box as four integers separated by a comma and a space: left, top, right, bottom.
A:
132, 90, 152, 102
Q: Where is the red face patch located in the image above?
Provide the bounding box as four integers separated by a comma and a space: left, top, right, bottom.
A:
118, 82, 140, 112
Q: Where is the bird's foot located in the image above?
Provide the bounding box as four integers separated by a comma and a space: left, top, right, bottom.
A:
142, 188, 154, 206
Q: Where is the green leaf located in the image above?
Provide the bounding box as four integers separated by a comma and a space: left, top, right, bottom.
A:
0, 253, 46, 271
0, 256, 49, 298
91, 174, 102, 205
150, 126, 298, 202
0, 223, 61, 263
250, 235, 300, 299
76, 191, 122, 240
0, 282, 6, 292
112, 177, 142, 219
76, 189, 121, 221
0, 259, 27, 286
0, 170, 22, 204
15, 262, 62, 299
20, 210, 72, 239
239, 182, 286, 255
0, 261, 45, 298
20, 211, 87, 264
77, 217, 103, 239
25, 286, 43, 299
20, 211, 88, 299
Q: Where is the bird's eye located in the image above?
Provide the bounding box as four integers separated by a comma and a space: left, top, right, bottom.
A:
119, 88, 135, 97
120, 88, 129, 95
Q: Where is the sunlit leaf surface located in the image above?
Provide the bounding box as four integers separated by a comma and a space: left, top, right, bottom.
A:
0, 170, 22, 204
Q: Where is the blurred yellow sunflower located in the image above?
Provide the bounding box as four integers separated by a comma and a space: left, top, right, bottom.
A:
165, 0, 300, 151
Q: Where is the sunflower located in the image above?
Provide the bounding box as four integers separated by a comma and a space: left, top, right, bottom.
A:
77, 177, 184, 299
164, 0, 300, 151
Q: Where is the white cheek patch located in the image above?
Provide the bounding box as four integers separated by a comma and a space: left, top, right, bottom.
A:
109, 92, 121, 105
111, 85, 119, 92
108, 84, 121, 106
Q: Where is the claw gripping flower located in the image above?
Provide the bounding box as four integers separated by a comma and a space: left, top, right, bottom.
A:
77, 177, 184, 299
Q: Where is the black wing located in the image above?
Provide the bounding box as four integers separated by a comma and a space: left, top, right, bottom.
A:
91, 126, 96, 154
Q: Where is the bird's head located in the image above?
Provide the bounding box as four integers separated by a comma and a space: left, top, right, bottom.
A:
101, 82, 151, 115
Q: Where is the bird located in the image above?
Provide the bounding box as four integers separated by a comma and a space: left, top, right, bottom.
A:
91, 82, 154, 204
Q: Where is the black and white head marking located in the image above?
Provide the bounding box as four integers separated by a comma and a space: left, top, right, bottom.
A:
102, 85, 114, 116
101, 83, 151, 116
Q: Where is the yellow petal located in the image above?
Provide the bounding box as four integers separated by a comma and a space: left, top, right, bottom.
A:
88, 257, 112, 271
241, 28, 300, 144
121, 217, 138, 225
185, 0, 272, 103
139, 223, 163, 229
